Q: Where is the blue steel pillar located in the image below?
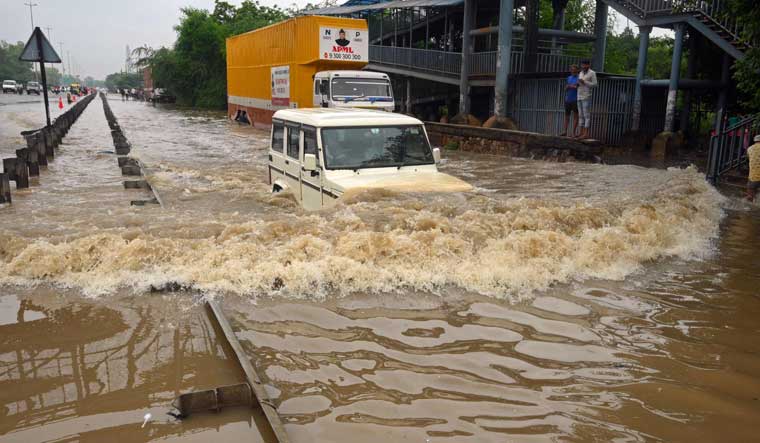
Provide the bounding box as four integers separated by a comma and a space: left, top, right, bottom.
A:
494, 0, 514, 116
631, 25, 651, 131
591, 0, 608, 71
458, 0, 474, 115
664, 23, 685, 133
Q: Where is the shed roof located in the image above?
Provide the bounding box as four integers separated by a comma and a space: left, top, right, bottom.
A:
303, 0, 463, 16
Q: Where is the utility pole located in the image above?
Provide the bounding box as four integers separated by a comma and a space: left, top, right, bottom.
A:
24, 1, 37, 28
44, 26, 52, 71
59, 42, 65, 81
67, 51, 72, 79
25, 2, 39, 81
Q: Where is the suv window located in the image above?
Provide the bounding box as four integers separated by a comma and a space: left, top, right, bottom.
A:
287, 126, 299, 159
303, 128, 319, 166
272, 123, 284, 153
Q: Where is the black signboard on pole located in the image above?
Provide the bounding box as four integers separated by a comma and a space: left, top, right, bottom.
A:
19, 27, 62, 128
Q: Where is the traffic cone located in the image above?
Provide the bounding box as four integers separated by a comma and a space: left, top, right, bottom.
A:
58, 96, 64, 109
72, 95, 77, 102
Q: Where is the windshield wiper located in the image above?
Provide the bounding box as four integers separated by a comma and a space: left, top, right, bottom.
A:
341, 94, 366, 103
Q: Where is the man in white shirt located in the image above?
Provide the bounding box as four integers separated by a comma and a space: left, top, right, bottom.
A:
576, 59, 598, 140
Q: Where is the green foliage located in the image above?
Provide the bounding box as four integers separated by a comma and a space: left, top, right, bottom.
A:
603, 28, 679, 78
444, 140, 459, 150
727, 0, 760, 111
105, 72, 142, 90
136, 0, 289, 109
0, 41, 35, 82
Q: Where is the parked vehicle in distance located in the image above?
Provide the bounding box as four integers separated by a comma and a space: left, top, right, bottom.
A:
268, 108, 472, 210
26, 81, 41, 95
313, 70, 393, 111
3, 80, 18, 93
69, 83, 80, 94
151, 88, 176, 103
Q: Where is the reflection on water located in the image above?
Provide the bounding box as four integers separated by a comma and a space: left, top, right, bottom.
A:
0, 290, 255, 442
1, 96, 760, 442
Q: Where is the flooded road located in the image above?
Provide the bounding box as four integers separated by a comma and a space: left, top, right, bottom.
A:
1, 94, 759, 442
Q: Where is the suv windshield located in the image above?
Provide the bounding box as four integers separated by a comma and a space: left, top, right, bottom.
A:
331, 78, 391, 101
3, 81, 15, 85
321, 125, 434, 170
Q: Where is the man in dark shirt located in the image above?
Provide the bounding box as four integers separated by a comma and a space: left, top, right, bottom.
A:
562, 64, 579, 137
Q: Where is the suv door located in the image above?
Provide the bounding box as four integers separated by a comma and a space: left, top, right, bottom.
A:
284, 123, 303, 201
300, 126, 323, 210
269, 121, 286, 188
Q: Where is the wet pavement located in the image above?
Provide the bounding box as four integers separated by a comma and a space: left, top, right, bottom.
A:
1, 93, 759, 442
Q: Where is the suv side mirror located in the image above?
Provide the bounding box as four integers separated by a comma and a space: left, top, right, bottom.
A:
432, 147, 441, 164
303, 153, 317, 171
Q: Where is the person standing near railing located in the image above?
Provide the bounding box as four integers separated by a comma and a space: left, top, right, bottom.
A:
747, 134, 760, 202
576, 59, 597, 140
561, 64, 579, 137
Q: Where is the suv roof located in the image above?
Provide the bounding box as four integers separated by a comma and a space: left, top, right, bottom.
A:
3, 80, 17, 84
273, 108, 422, 128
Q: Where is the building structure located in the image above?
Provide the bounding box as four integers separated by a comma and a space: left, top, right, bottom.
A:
306, 0, 753, 146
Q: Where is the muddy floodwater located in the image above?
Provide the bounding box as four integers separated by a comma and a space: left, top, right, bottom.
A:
1, 94, 759, 442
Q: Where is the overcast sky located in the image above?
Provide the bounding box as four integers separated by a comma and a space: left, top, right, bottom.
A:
1, 0, 669, 80
0, 0, 313, 79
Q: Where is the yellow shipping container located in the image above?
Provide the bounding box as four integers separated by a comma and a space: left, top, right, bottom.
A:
226, 15, 368, 126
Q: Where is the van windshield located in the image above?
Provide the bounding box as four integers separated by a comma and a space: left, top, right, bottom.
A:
321, 125, 434, 170
331, 78, 391, 101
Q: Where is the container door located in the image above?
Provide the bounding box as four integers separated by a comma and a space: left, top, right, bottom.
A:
300, 126, 323, 210
284, 124, 303, 201
270, 121, 287, 188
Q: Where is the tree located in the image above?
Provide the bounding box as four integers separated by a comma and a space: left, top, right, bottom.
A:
0, 41, 35, 82
138, 0, 289, 108
104, 72, 142, 90
727, 0, 760, 111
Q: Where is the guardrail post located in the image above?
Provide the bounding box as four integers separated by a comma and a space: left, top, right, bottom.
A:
0, 173, 10, 203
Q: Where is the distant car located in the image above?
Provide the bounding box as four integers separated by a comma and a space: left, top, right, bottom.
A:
2, 80, 17, 94
26, 81, 41, 95
151, 88, 176, 103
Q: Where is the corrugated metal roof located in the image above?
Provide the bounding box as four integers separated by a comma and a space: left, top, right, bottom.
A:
303, 0, 463, 16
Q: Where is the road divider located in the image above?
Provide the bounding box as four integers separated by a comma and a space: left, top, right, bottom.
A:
0, 92, 96, 204
100, 94, 163, 207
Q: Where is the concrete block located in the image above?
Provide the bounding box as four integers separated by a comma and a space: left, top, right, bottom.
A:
121, 165, 142, 176
0, 173, 10, 203
124, 180, 151, 190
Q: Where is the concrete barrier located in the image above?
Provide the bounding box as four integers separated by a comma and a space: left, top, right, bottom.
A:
425, 121, 604, 163
0, 173, 10, 203
2, 92, 99, 203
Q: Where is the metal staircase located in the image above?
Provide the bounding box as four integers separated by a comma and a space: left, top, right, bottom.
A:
602, 0, 753, 59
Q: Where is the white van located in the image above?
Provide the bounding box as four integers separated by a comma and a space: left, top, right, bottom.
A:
313, 71, 394, 112
268, 108, 471, 210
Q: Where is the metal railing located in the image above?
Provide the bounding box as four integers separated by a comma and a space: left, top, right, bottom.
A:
370, 46, 588, 77
609, 0, 752, 48
369, 45, 462, 76
707, 115, 759, 183
509, 77, 637, 145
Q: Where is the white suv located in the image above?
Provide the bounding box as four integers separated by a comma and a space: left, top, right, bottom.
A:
2, 80, 17, 94
26, 81, 41, 95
